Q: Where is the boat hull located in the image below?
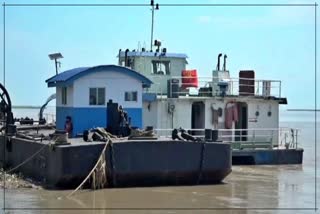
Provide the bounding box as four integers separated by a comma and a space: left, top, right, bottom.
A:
0, 136, 232, 188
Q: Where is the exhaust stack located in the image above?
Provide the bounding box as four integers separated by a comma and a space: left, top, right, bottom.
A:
124, 49, 129, 67
223, 54, 227, 71
118, 49, 122, 65
216, 53, 222, 71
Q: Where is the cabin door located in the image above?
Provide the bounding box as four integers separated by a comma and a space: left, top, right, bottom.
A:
235, 102, 248, 141
191, 101, 205, 136
106, 100, 119, 135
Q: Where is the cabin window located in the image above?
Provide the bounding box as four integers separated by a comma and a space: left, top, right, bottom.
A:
61, 87, 67, 105
120, 58, 134, 69
151, 60, 170, 75
125, 91, 138, 102
89, 88, 105, 105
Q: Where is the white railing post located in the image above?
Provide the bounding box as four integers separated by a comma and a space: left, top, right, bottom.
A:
285, 132, 287, 148
279, 81, 282, 97
230, 80, 233, 95
252, 130, 255, 148
278, 128, 281, 148
295, 129, 298, 149
271, 130, 274, 149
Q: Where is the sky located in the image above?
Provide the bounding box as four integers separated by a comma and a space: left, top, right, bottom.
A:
0, 0, 318, 110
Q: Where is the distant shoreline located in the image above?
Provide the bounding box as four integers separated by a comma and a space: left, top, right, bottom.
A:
12, 106, 55, 109
287, 109, 320, 112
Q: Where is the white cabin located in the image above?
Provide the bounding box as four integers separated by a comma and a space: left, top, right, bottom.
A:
118, 49, 287, 146
46, 65, 152, 137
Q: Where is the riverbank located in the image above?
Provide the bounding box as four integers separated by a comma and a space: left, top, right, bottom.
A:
0, 168, 42, 189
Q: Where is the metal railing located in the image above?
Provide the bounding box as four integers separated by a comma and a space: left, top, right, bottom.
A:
144, 76, 282, 98
41, 113, 56, 124
279, 127, 299, 149
153, 127, 299, 150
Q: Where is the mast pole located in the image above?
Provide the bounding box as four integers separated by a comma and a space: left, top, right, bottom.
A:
150, 1, 154, 51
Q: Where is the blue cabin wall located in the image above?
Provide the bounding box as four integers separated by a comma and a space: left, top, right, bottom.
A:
124, 108, 143, 128
57, 106, 143, 137
56, 106, 74, 132
72, 107, 107, 136
56, 106, 106, 137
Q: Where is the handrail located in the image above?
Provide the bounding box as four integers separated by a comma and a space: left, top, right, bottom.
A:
144, 75, 282, 98
153, 127, 299, 149
154, 127, 299, 132
147, 75, 281, 82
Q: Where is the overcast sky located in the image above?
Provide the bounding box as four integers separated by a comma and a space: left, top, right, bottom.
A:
0, 0, 318, 110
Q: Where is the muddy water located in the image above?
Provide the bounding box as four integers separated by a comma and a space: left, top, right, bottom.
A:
1, 119, 319, 213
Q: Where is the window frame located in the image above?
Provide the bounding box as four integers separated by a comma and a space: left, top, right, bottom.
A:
151, 60, 171, 75
61, 87, 67, 105
124, 91, 138, 102
89, 87, 106, 106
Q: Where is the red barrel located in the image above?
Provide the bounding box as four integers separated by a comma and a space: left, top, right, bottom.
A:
239, 70, 255, 96
181, 69, 198, 88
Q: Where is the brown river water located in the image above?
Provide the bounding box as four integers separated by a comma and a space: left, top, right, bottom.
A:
1, 111, 319, 213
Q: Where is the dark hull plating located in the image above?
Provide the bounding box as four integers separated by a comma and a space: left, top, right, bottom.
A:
0, 136, 232, 188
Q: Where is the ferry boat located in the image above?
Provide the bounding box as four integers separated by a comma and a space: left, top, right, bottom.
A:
0, 41, 303, 189
0, 1, 303, 189
117, 41, 303, 165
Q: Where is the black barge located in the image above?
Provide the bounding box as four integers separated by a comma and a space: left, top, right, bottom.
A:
0, 132, 232, 188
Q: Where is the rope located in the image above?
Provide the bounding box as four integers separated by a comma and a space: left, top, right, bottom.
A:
6, 142, 49, 174
66, 139, 110, 198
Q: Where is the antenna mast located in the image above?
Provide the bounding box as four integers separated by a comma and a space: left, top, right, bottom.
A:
150, 0, 159, 51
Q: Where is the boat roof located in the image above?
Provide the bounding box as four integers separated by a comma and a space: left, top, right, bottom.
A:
46, 64, 153, 88
118, 51, 188, 59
